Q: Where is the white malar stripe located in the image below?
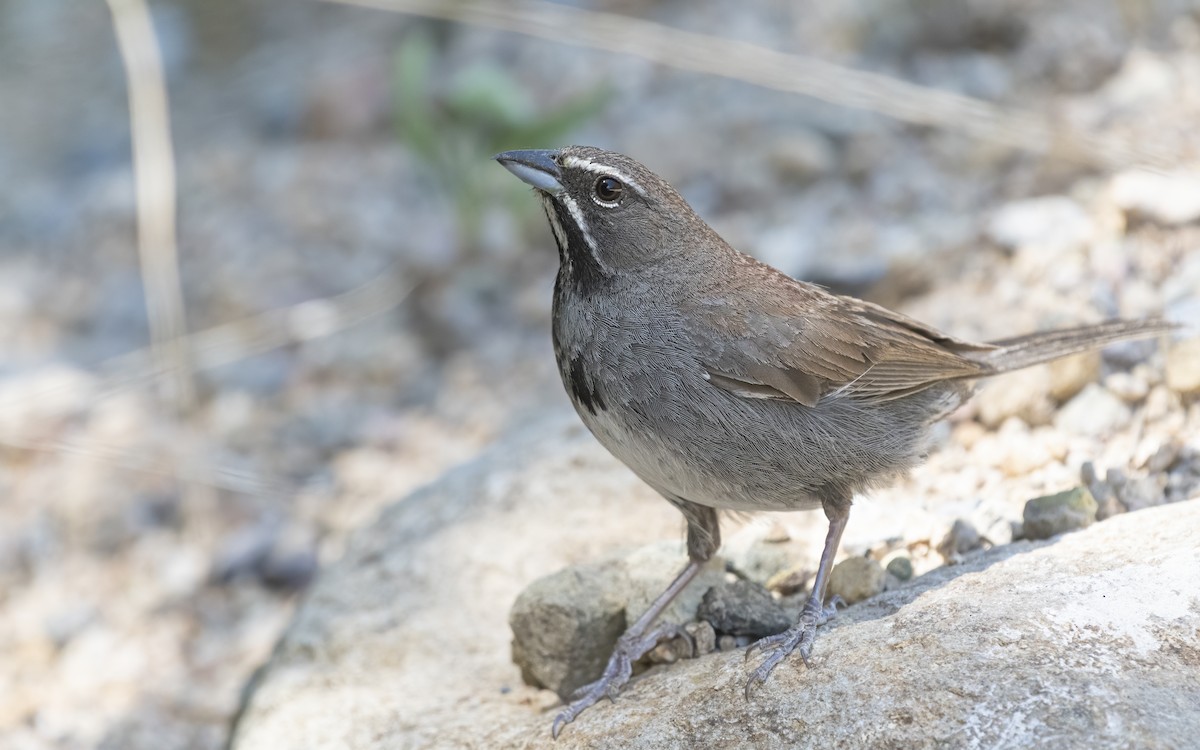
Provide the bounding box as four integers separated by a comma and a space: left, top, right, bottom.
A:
559, 193, 612, 274
559, 194, 598, 253
541, 194, 569, 251
561, 156, 646, 196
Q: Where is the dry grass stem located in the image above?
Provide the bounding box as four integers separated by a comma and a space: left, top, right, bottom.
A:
106, 0, 196, 409
329, 0, 1179, 170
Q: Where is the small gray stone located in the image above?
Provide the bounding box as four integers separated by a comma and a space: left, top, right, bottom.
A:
886, 556, 914, 582
1054, 384, 1131, 437
509, 561, 627, 700
1115, 475, 1167, 512
686, 620, 717, 657
937, 519, 985, 563
1146, 442, 1182, 473
1094, 487, 1126, 521
212, 523, 277, 584
1082, 461, 1123, 520
1023, 487, 1098, 540
827, 556, 886, 605
508, 543, 726, 700
697, 579, 791, 638
717, 634, 738, 652
1167, 468, 1200, 504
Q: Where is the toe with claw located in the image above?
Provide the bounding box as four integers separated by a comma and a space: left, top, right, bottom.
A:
551, 623, 690, 739
743, 597, 841, 699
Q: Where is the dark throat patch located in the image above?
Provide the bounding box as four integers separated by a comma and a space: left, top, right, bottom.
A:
547, 199, 607, 294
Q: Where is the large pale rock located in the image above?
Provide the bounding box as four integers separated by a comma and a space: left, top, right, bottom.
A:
230, 420, 1200, 750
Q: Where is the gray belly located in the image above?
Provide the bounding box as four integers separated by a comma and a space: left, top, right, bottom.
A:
558, 351, 957, 512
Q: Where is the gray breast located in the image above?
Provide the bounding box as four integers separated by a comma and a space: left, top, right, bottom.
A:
551, 286, 943, 513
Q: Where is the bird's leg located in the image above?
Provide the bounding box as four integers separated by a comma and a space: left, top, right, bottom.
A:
744, 501, 850, 697
552, 501, 719, 739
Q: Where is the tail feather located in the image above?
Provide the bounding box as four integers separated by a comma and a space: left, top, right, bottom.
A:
976, 318, 1177, 374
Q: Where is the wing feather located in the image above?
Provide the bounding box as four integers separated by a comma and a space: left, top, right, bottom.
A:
694, 269, 994, 408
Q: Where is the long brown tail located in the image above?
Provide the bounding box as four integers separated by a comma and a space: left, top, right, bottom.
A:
975, 318, 1176, 374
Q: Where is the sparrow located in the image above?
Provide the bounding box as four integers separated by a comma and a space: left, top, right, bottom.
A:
494, 145, 1172, 737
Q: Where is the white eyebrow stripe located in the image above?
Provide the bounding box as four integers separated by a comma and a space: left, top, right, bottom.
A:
559, 193, 612, 274
561, 156, 647, 196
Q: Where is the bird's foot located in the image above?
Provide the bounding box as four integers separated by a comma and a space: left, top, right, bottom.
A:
551, 622, 691, 739
743, 596, 842, 698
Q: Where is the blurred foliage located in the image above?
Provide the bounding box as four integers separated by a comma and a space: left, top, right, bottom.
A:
394, 29, 610, 250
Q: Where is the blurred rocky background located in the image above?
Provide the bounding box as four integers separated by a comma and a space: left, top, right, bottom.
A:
0, 0, 1198, 748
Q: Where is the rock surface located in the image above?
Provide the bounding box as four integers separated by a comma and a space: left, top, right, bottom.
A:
230, 422, 1200, 750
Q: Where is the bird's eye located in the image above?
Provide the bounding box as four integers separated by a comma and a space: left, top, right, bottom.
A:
593, 176, 623, 204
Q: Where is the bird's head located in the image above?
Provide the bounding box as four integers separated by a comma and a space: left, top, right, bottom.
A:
495, 146, 700, 285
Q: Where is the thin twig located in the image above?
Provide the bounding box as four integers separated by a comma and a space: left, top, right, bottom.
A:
106, 0, 195, 410
327, 0, 1179, 170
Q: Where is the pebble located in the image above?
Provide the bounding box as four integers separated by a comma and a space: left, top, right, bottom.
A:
697, 579, 792, 638
1104, 371, 1150, 403
1146, 441, 1182, 473
508, 561, 627, 700
975, 368, 1054, 428
1115, 475, 1167, 512
1143, 386, 1178, 421
1048, 352, 1101, 402
1167, 467, 1200, 503
647, 636, 686, 664
998, 433, 1055, 477
1022, 487, 1098, 540
765, 564, 812, 597
260, 544, 318, 591
885, 556, 914, 582
827, 556, 886, 605
685, 620, 717, 657
1082, 461, 1124, 521
1111, 170, 1200, 226
1054, 383, 1132, 437
212, 523, 277, 585
937, 519, 986, 563
985, 196, 1094, 252
1166, 338, 1200, 396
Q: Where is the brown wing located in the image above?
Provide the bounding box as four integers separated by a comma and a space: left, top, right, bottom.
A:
692, 268, 996, 407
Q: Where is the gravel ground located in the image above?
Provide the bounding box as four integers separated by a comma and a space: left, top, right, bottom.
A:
1, 1, 1197, 748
